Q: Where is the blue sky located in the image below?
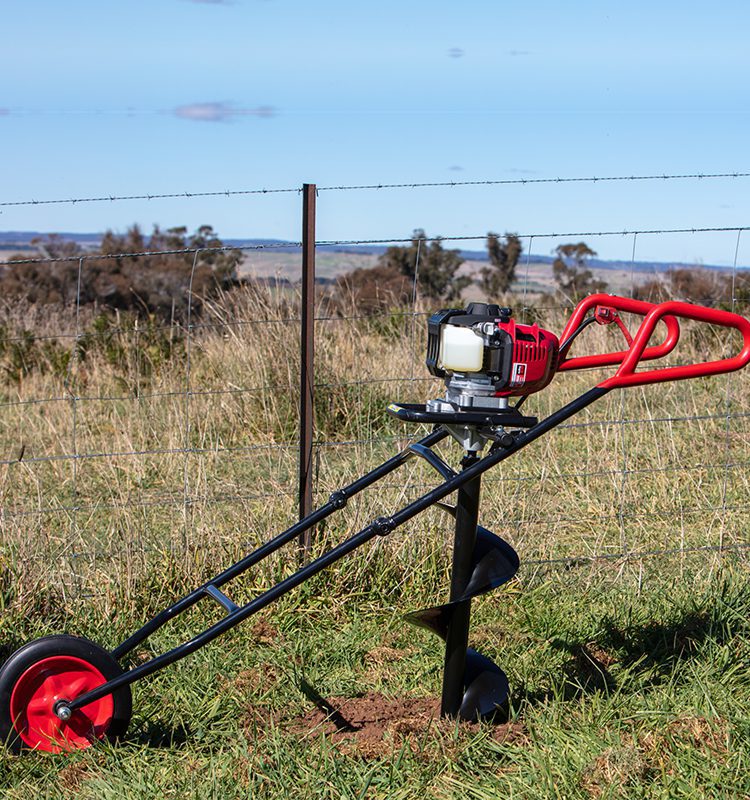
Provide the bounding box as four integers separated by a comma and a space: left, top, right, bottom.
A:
2, 0, 749, 265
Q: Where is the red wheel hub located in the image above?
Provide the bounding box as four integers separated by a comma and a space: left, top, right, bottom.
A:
9, 655, 114, 753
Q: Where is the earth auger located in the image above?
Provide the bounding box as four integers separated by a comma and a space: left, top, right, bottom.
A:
1, 293, 749, 753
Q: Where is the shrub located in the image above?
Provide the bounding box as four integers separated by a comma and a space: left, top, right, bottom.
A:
334, 264, 414, 312
0, 225, 243, 320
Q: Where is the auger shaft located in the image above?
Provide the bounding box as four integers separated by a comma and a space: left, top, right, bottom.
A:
441, 455, 481, 716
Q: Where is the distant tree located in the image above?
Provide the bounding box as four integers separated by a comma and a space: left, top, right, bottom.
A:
634, 268, 730, 307
732, 271, 750, 308
552, 242, 608, 302
2, 225, 243, 319
665, 268, 729, 307
5, 236, 86, 306
31, 234, 83, 261
334, 263, 413, 312
479, 232, 522, 298
377, 229, 470, 301
632, 277, 670, 304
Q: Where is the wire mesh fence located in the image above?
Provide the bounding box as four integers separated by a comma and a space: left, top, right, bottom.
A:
1, 176, 749, 598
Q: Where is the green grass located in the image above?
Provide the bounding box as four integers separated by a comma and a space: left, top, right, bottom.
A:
1, 557, 749, 799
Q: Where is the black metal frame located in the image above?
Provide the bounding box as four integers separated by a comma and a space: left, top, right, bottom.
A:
63, 386, 608, 717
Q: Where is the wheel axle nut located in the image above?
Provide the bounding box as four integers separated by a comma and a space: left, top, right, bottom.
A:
55, 703, 72, 721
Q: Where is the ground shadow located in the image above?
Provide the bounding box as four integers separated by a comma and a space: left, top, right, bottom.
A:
299, 679, 359, 733
511, 641, 618, 707
0, 637, 24, 665
511, 605, 733, 708
129, 720, 193, 749
597, 610, 723, 675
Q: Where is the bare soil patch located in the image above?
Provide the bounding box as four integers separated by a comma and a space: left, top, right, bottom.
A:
285, 691, 527, 758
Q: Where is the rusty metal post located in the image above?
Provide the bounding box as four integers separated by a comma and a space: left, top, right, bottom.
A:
298, 184, 316, 556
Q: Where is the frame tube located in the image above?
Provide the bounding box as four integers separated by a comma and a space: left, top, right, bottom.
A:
112, 427, 448, 660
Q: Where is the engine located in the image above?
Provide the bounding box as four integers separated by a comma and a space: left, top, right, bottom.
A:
425, 303, 559, 413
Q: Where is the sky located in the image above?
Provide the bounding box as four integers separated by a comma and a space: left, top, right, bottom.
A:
1, 0, 749, 266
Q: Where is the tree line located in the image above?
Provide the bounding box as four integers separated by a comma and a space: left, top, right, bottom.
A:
337, 230, 608, 310
1, 224, 743, 319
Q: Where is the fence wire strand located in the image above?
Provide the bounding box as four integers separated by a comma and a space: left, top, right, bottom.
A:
6, 225, 750, 268
3, 170, 750, 208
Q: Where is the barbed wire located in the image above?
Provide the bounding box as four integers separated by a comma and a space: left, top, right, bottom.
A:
5, 225, 750, 268
502, 501, 750, 530
311, 457, 750, 497
2, 296, 748, 352
0, 431, 442, 467
0, 376, 437, 412
0, 489, 293, 521
524, 540, 750, 569
2, 240, 303, 266
7, 513, 750, 568
0, 309, 436, 348
0, 187, 301, 208
318, 172, 750, 192
2, 170, 750, 209
316, 226, 750, 247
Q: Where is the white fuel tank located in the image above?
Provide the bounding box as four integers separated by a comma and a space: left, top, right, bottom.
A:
439, 324, 484, 372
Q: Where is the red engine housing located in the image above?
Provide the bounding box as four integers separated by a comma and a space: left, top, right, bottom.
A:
495, 320, 559, 397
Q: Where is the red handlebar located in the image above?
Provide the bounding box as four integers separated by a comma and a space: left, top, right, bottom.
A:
557, 293, 750, 389
558, 294, 681, 373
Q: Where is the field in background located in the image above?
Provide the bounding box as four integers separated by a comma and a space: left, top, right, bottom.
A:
240, 249, 656, 298
0, 285, 749, 798
0, 233, 671, 295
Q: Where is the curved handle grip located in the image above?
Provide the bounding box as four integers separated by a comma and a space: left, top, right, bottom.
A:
558, 293, 681, 372
598, 301, 750, 389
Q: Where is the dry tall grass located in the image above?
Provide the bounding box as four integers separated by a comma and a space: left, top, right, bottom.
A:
0, 285, 748, 617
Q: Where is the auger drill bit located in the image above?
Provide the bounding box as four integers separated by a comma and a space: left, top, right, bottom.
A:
406, 502, 520, 720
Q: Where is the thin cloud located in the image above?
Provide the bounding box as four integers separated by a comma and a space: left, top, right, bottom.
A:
0, 108, 9, 116
183, 0, 233, 5
173, 102, 276, 122
448, 47, 464, 59
449, 165, 464, 172
507, 50, 530, 56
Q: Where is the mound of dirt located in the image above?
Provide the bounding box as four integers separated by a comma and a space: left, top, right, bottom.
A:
285, 691, 527, 758
292, 692, 439, 742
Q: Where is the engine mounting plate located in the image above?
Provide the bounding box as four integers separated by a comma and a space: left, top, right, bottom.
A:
386, 402, 538, 428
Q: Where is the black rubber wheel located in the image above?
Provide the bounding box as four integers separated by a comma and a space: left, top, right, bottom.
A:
0, 635, 132, 754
